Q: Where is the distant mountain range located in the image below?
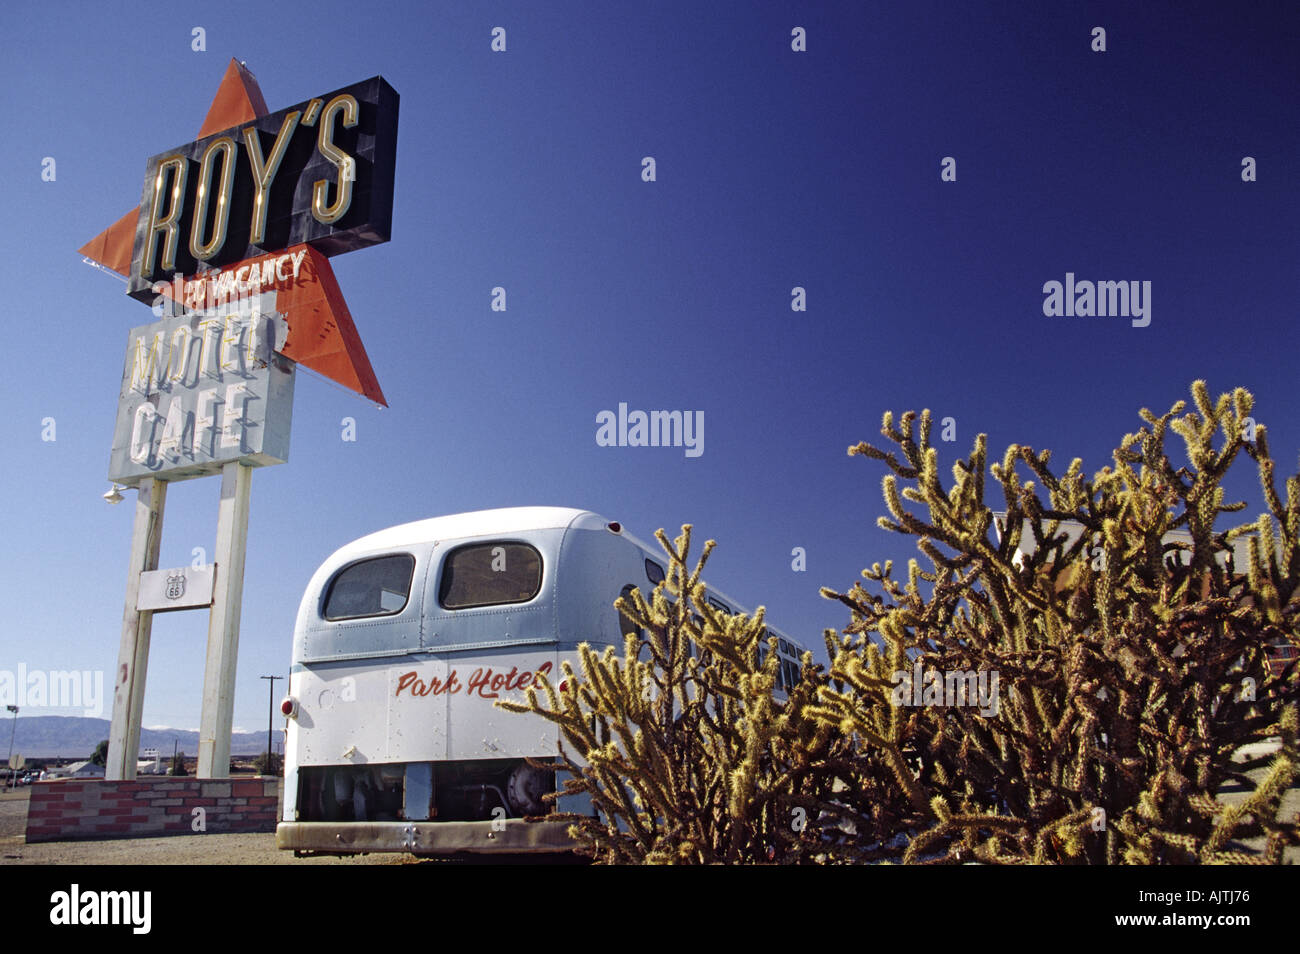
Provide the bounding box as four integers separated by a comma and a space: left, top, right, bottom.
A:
3, 716, 276, 760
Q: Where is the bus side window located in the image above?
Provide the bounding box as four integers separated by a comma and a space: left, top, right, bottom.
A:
618, 584, 644, 639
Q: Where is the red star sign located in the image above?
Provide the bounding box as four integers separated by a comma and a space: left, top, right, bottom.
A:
81, 59, 387, 406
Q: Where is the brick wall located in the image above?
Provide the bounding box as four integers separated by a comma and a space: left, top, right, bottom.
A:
25, 777, 281, 842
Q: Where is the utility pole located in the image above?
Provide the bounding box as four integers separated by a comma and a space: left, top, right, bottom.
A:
260, 675, 281, 774
5, 706, 17, 790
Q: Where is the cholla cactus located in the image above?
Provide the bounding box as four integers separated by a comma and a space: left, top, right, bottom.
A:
813, 381, 1299, 863
497, 526, 876, 863
502, 382, 1297, 864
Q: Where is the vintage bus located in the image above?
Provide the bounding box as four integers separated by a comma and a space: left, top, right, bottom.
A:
275, 506, 805, 857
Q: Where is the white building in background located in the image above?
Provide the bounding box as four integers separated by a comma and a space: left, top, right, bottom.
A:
991, 512, 1255, 575
989, 512, 1296, 675
46, 760, 105, 779
137, 747, 165, 775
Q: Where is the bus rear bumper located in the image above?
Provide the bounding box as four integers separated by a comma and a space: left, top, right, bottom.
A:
275, 819, 577, 856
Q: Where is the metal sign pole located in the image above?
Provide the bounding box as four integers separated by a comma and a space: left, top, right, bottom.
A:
88, 64, 395, 793
197, 461, 252, 778
106, 477, 167, 781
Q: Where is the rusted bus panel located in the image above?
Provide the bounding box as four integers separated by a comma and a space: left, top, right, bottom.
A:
276, 819, 576, 855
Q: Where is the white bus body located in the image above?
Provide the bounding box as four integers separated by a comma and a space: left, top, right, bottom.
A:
276, 506, 804, 857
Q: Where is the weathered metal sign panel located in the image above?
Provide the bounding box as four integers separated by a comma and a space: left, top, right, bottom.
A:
108, 294, 294, 486
137, 565, 217, 612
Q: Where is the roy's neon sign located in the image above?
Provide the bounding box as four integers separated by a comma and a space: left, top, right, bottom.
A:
127, 75, 398, 302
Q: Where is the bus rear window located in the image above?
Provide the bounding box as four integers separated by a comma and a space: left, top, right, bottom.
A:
323, 554, 416, 620
438, 542, 542, 609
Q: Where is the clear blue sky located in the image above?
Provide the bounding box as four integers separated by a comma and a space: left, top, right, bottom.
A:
2, 1, 1297, 739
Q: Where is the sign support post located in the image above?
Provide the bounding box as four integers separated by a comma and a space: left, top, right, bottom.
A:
87, 62, 396, 791
197, 461, 252, 778
107, 477, 167, 781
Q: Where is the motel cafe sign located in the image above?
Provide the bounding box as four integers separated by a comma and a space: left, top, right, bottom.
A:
82, 62, 398, 781
107, 295, 294, 485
